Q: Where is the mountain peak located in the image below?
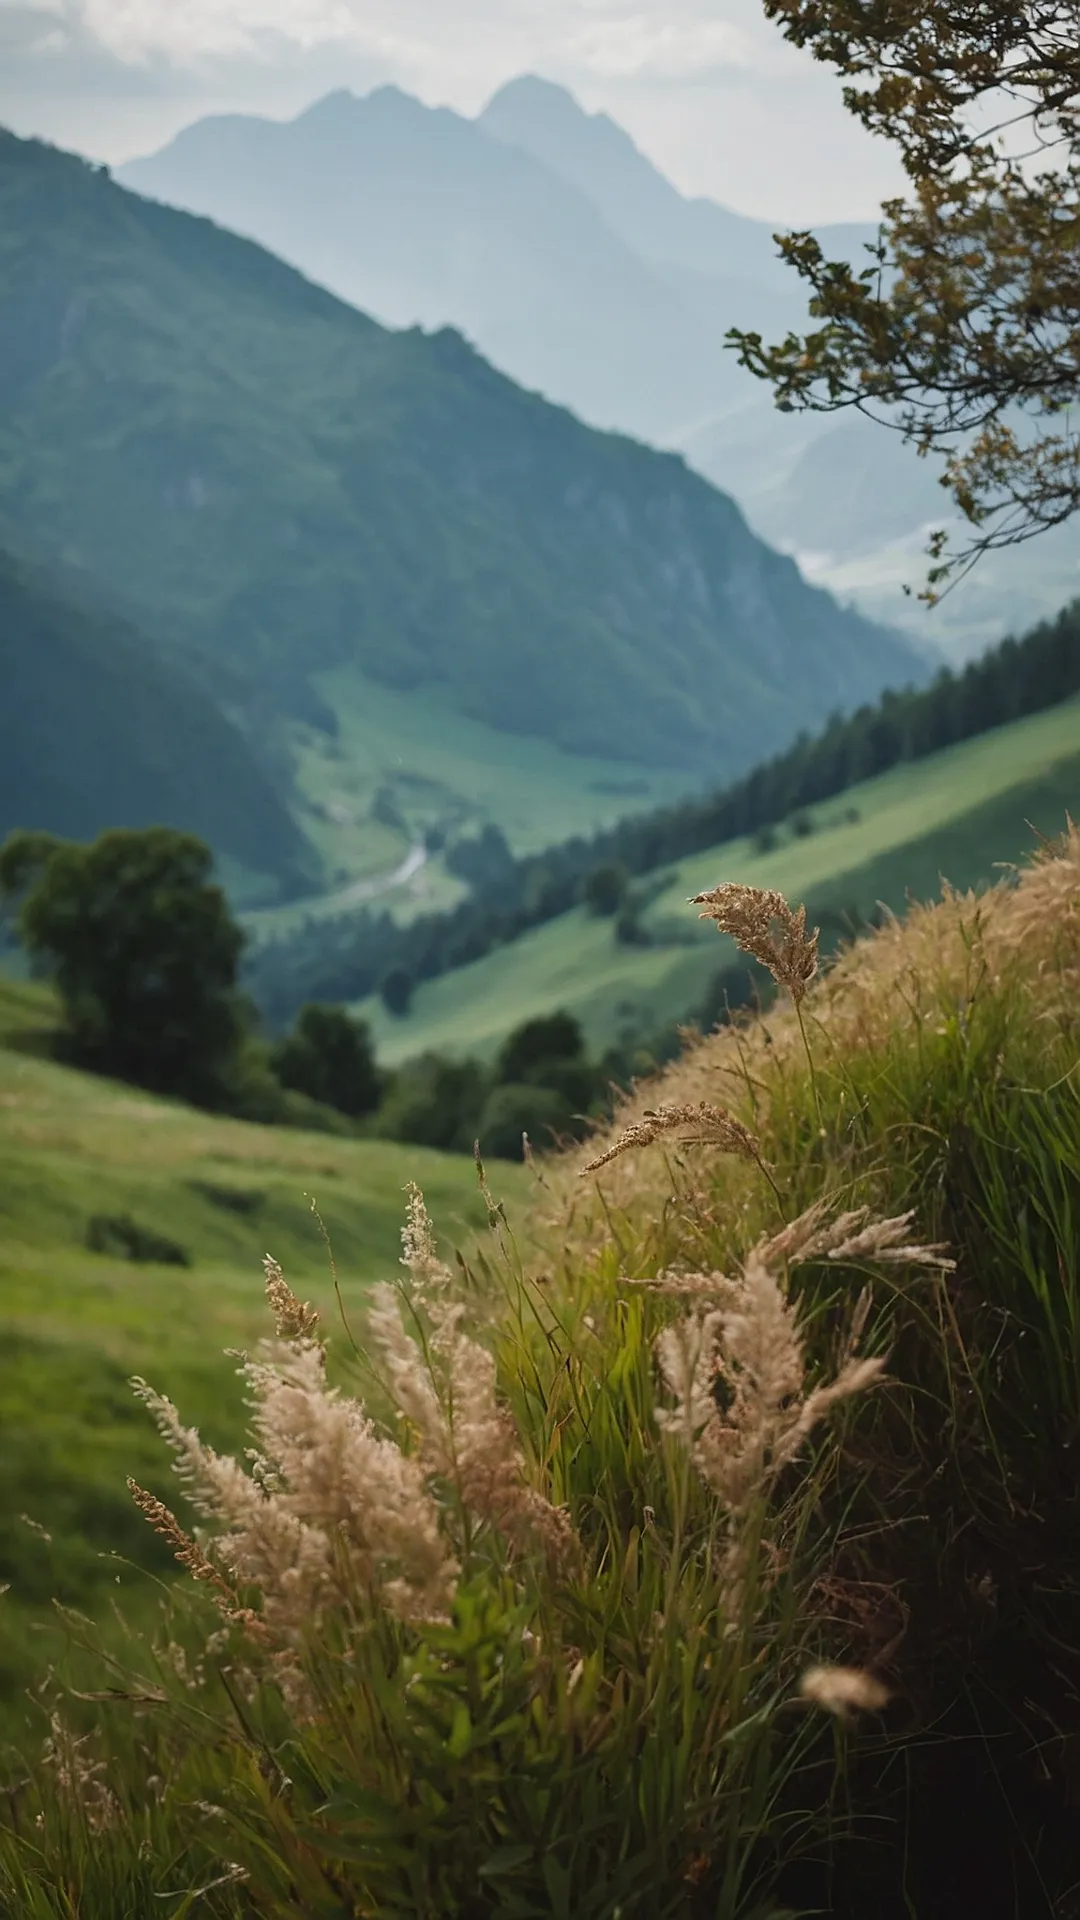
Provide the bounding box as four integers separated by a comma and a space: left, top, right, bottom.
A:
483, 74, 592, 122
481, 74, 637, 166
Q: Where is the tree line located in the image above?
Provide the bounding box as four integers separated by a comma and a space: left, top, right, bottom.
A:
250, 597, 1080, 1025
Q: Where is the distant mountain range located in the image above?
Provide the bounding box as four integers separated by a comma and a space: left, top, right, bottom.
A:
119, 75, 1080, 656
119, 81, 805, 452
0, 126, 925, 903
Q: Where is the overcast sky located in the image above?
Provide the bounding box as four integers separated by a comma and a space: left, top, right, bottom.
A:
0, 0, 906, 223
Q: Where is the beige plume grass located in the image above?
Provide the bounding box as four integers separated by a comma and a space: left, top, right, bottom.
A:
755, 1201, 956, 1274
799, 1664, 890, 1721
371, 1184, 578, 1574
129, 1185, 577, 1669
580, 1101, 768, 1178
691, 883, 819, 1006
651, 1213, 901, 1521
263, 1255, 320, 1345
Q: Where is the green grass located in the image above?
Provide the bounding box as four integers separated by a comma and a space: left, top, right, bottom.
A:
0, 981, 526, 1729
4, 837, 1080, 1914
355, 697, 1080, 1063
244, 667, 691, 940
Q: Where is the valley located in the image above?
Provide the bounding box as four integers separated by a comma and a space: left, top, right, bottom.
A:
351, 697, 1080, 1062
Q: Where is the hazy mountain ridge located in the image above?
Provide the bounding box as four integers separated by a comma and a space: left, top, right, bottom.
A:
119, 76, 1080, 655
118, 84, 786, 447
0, 125, 922, 799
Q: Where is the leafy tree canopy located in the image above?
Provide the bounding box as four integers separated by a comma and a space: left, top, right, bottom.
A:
0, 826, 246, 1103
731, 1, 1080, 596
271, 1003, 381, 1119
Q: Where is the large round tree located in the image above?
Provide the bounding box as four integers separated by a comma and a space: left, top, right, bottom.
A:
0, 826, 246, 1103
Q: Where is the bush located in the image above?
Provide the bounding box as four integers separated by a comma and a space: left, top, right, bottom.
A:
581, 862, 628, 916
375, 1053, 489, 1154
495, 1011, 585, 1084
84, 1214, 191, 1267
614, 895, 651, 945
476, 1080, 571, 1159
378, 965, 414, 1017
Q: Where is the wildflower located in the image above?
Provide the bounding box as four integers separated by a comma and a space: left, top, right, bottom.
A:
581, 1101, 766, 1175
799, 1664, 890, 1721
691, 883, 819, 1005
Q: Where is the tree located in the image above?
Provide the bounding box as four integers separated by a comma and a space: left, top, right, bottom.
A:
0, 826, 245, 1102
582, 863, 628, 917
379, 966, 414, 1017
271, 1003, 381, 1119
729, 2, 1080, 597
496, 1011, 586, 1084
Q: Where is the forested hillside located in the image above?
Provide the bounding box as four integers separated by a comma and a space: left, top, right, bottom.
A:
0, 548, 313, 895
0, 127, 920, 780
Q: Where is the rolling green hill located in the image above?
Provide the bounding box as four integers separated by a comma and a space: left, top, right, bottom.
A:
353, 697, 1080, 1062
0, 127, 920, 800
0, 547, 313, 901
0, 976, 524, 1725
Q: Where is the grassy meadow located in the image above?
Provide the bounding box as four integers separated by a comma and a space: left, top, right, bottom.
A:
2, 832, 1079, 1916
244, 667, 692, 939
356, 695, 1080, 1062
0, 979, 524, 1735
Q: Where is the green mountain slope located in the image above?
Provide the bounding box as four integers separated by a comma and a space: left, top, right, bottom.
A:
0, 976, 525, 1722
0, 547, 313, 898
0, 127, 922, 783
352, 697, 1080, 1062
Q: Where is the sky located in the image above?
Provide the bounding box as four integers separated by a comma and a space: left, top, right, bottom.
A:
0, 0, 906, 223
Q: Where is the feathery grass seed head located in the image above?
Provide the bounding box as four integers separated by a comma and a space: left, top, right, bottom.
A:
581, 1101, 765, 1175
691, 883, 819, 1005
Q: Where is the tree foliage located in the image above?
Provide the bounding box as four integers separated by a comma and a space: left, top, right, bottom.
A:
0, 827, 246, 1102
731, 1, 1080, 595
270, 1003, 382, 1119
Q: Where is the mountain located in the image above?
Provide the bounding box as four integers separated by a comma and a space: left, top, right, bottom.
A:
478, 75, 874, 292
116, 85, 792, 447
0, 547, 314, 896
118, 79, 1080, 659
0, 127, 922, 796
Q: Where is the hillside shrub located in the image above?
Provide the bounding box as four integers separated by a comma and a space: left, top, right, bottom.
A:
84, 1214, 191, 1268
5, 830, 1080, 1916
582, 862, 628, 916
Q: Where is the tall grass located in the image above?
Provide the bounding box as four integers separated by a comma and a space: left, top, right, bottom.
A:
3, 830, 1079, 1917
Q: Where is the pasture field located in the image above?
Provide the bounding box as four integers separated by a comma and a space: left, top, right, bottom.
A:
0, 979, 523, 1730
244, 666, 692, 939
